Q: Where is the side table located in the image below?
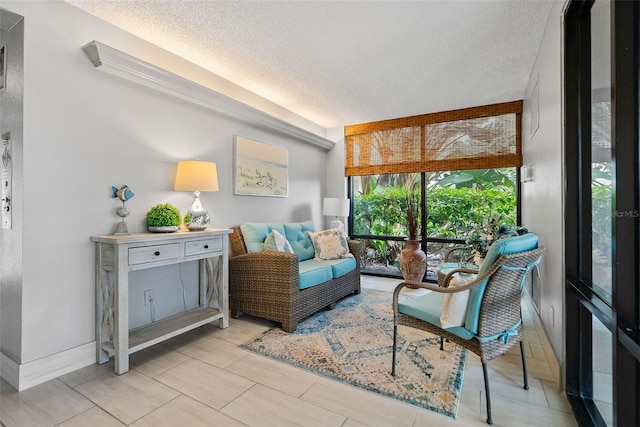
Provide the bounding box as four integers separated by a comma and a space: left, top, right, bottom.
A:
91, 228, 232, 374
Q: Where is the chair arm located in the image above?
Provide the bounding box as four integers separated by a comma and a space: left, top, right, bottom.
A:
347, 239, 361, 270
440, 267, 480, 287
229, 251, 299, 294
392, 260, 503, 307
443, 245, 473, 262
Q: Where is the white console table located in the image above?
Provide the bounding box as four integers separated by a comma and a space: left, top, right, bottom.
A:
91, 228, 231, 374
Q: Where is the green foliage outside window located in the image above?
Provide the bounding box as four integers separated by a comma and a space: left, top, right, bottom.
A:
425, 187, 516, 237
353, 185, 516, 240
352, 169, 518, 273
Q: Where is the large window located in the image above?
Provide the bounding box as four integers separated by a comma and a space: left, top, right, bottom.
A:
350, 168, 517, 281
345, 101, 522, 282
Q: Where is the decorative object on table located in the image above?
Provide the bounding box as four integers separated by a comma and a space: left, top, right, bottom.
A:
398, 194, 426, 285
146, 203, 181, 232
111, 184, 135, 235
466, 217, 528, 266
242, 288, 466, 419
323, 197, 350, 232
174, 160, 219, 231
233, 135, 288, 197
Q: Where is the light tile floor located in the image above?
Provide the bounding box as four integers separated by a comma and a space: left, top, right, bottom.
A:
0, 276, 578, 427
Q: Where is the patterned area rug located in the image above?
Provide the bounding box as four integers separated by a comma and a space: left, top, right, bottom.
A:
241, 288, 467, 419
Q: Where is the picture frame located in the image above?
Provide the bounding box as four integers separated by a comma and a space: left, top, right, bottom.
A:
233, 135, 288, 197
0, 46, 6, 91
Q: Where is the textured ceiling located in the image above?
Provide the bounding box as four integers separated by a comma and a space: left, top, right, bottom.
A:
67, 0, 554, 130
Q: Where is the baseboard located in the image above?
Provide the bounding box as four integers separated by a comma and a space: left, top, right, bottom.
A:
0, 342, 96, 391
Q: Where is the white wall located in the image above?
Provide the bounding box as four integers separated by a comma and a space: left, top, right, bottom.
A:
521, 0, 566, 367
0, 9, 24, 365
1, 0, 330, 387
324, 127, 348, 230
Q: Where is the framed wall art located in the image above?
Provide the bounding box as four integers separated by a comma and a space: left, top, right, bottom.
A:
234, 135, 288, 197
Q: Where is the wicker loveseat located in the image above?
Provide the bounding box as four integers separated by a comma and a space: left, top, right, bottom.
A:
229, 221, 361, 332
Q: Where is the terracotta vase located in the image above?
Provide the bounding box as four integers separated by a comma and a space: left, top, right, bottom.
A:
399, 239, 427, 286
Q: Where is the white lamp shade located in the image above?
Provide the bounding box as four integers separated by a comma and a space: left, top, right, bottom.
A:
174, 160, 219, 192
323, 198, 350, 217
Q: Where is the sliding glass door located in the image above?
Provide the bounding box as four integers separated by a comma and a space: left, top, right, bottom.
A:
564, 1, 639, 425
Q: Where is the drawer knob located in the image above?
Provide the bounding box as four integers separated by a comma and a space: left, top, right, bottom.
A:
204, 245, 209, 249
154, 251, 160, 256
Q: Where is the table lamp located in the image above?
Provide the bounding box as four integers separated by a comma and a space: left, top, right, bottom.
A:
174, 160, 219, 231
323, 198, 350, 232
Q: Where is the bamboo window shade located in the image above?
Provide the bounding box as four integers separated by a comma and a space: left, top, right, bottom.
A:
344, 101, 523, 176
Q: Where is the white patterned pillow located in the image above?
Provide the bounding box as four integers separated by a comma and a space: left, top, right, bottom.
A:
440, 273, 474, 329
308, 229, 352, 260
263, 229, 294, 253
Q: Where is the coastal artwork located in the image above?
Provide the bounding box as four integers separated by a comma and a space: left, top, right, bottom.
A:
234, 136, 288, 197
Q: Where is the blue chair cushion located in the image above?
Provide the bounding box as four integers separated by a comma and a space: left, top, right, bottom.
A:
305, 258, 356, 279
298, 260, 333, 290
464, 233, 539, 334
240, 221, 316, 261
240, 223, 287, 253
439, 262, 462, 270
398, 293, 474, 340
283, 221, 316, 261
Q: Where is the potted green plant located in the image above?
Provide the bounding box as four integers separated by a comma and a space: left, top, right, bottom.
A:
398, 194, 426, 284
466, 217, 528, 266
146, 203, 181, 233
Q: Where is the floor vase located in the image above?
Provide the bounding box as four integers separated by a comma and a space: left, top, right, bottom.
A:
399, 239, 427, 285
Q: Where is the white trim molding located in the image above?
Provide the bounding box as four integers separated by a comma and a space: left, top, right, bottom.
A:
82, 41, 334, 151
1, 343, 95, 391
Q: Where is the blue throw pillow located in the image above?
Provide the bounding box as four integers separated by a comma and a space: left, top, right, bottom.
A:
283, 221, 316, 261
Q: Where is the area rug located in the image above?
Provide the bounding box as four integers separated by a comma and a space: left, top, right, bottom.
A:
241, 288, 467, 419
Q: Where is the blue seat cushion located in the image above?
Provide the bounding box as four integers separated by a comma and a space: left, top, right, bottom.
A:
298, 260, 333, 290
439, 262, 462, 270
398, 293, 474, 340
465, 233, 539, 334
240, 223, 287, 253
283, 221, 316, 261
304, 258, 356, 279
240, 221, 316, 261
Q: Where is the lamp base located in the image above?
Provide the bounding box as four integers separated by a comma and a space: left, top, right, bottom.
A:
186, 191, 210, 231
330, 219, 344, 232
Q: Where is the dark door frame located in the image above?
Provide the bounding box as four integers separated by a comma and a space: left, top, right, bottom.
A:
564, 1, 640, 426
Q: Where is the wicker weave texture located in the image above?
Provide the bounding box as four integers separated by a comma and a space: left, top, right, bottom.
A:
229, 226, 361, 332
394, 246, 545, 362
344, 100, 523, 176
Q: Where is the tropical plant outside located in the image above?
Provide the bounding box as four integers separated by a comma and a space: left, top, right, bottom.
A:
351, 168, 518, 278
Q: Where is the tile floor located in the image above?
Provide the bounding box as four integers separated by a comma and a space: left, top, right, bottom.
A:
0, 276, 578, 427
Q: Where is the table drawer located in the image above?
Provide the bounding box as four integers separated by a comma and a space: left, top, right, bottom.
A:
129, 243, 180, 265
185, 238, 222, 257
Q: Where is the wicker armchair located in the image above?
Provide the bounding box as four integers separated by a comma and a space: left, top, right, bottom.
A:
442, 245, 474, 264
229, 226, 361, 332
391, 233, 544, 425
